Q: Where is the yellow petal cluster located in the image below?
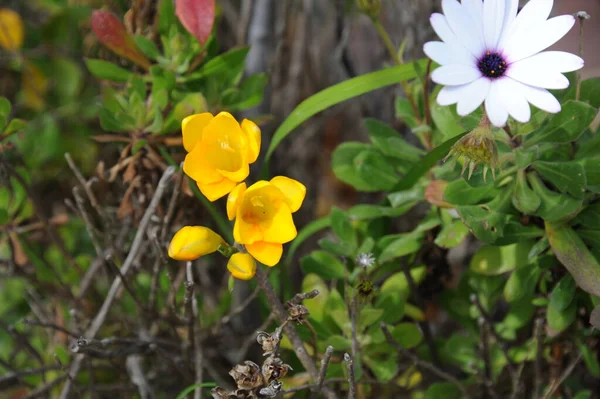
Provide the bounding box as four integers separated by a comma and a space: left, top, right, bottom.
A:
0, 9, 24, 51
227, 176, 306, 266
168, 226, 225, 261
227, 253, 257, 280
182, 112, 261, 201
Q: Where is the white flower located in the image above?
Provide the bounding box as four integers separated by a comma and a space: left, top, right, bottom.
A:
356, 253, 376, 268
424, 0, 584, 127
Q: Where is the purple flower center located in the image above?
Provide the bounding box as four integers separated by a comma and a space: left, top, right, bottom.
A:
477, 52, 507, 79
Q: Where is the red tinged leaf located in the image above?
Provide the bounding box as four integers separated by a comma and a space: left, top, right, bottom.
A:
176, 0, 215, 45
91, 10, 151, 70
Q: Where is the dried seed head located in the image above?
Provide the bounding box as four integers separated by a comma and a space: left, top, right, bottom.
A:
356, 279, 376, 302
256, 331, 279, 356
229, 361, 264, 390
262, 357, 292, 382
356, 252, 376, 269
286, 304, 310, 323
258, 381, 283, 397
210, 387, 232, 399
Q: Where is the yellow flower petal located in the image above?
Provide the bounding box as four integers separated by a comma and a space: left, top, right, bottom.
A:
0, 9, 24, 51
270, 176, 306, 213
246, 241, 283, 267
262, 206, 297, 244
198, 178, 237, 202
216, 111, 236, 119
183, 148, 222, 184
227, 183, 246, 221
217, 161, 249, 183
202, 113, 246, 173
234, 218, 263, 245
227, 253, 257, 280
182, 113, 213, 152
241, 119, 261, 163
168, 226, 224, 261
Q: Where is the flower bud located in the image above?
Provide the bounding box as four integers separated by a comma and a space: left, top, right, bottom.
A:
357, 0, 381, 19
168, 226, 225, 261
227, 253, 257, 280
443, 116, 499, 182
425, 180, 453, 208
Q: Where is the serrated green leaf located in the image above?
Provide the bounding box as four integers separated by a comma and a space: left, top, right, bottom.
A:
533, 161, 586, 198
529, 173, 582, 222
444, 178, 497, 205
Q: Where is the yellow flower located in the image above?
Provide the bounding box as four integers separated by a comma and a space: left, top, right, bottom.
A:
182, 112, 261, 201
227, 253, 257, 280
0, 9, 24, 51
168, 226, 225, 261
227, 176, 306, 266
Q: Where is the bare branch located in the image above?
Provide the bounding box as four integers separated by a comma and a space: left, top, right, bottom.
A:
344, 353, 356, 399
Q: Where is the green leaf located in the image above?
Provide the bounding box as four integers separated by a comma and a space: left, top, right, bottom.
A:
547, 300, 576, 332
330, 207, 357, 251
456, 189, 513, 244
364, 356, 398, 382
391, 323, 423, 349
300, 250, 346, 280
365, 118, 424, 162
549, 275, 576, 311
158, 0, 176, 35
347, 203, 417, 220
391, 131, 468, 192
580, 343, 600, 378
529, 173, 582, 222
574, 203, 600, 229
52, 58, 82, 101
528, 236, 549, 261
533, 161, 586, 198
355, 150, 400, 190
85, 58, 134, 82
546, 222, 600, 297
512, 170, 541, 214
470, 242, 533, 276
331, 142, 377, 191
375, 293, 405, 324
378, 233, 423, 263
435, 219, 470, 248
430, 101, 464, 140
501, 296, 536, 330
319, 238, 353, 257
302, 274, 329, 322
3, 118, 27, 136
564, 77, 600, 109
0, 97, 10, 130
283, 217, 330, 267
99, 108, 134, 132
134, 35, 160, 59
425, 383, 462, 399
387, 185, 424, 208
187, 47, 249, 81
524, 101, 597, 146
222, 73, 268, 111
380, 265, 427, 301
444, 177, 497, 205
504, 264, 541, 303
175, 383, 217, 399
359, 307, 384, 331
264, 60, 427, 166
325, 335, 351, 350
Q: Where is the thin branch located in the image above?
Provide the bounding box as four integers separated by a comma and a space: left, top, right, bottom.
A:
381, 323, 471, 399
22, 318, 80, 339
478, 318, 499, 399
311, 345, 334, 399
344, 353, 356, 399
58, 166, 175, 399
533, 317, 545, 398
186, 262, 204, 399
542, 351, 583, 399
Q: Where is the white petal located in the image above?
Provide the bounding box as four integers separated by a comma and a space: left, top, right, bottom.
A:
430, 13, 458, 45
505, 15, 575, 63
437, 85, 464, 106
442, 0, 485, 57
507, 61, 570, 89
520, 84, 561, 113
514, 51, 584, 73
462, 0, 483, 20
483, 0, 505, 49
485, 82, 509, 127
497, 0, 519, 48
456, 78, 490, 116
499, 0, 553, 48
423, 41, 474, 66
496, 78, 531, 123
432, 64, 481, 86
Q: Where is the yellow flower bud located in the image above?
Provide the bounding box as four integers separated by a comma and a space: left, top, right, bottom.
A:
0, 9, 24, 51
168, 226, 225, 261
227, 253, 257, 280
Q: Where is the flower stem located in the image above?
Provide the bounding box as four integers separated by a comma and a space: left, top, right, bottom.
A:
575, 11, 590, 101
